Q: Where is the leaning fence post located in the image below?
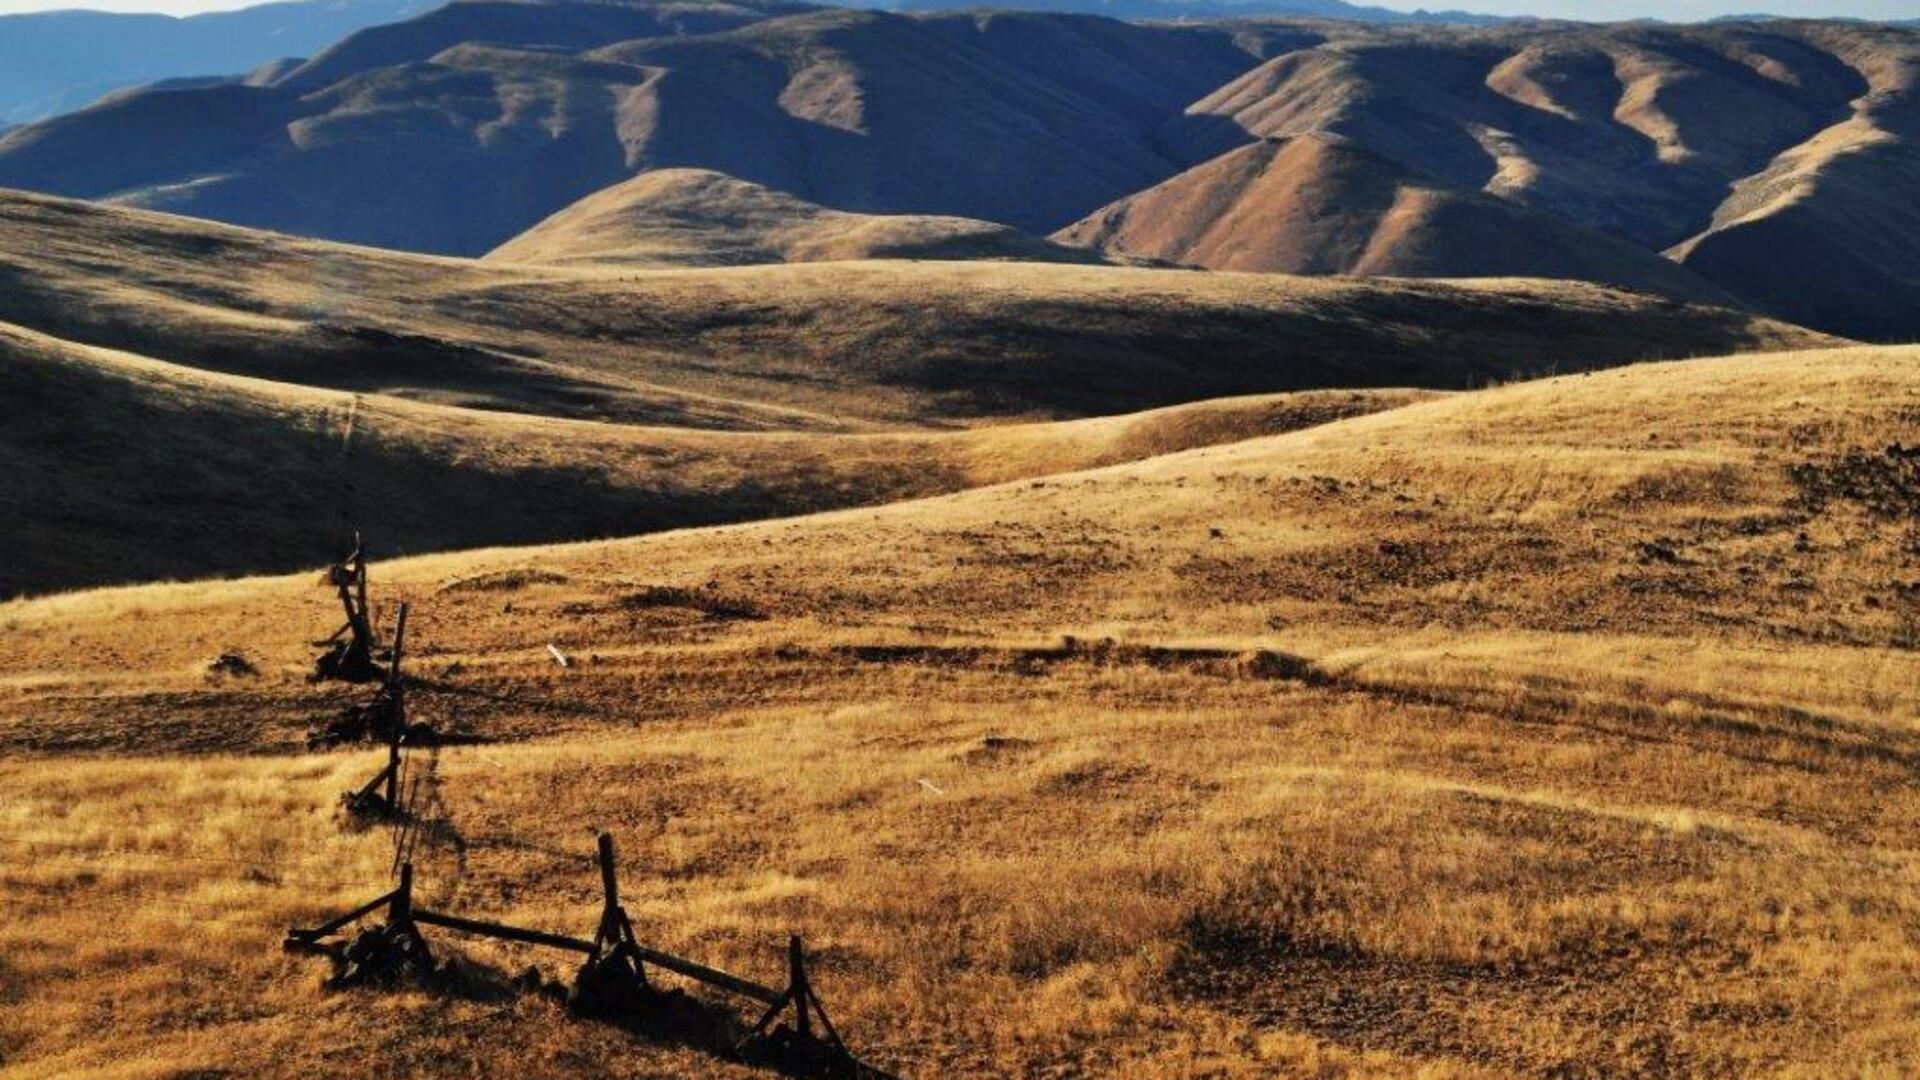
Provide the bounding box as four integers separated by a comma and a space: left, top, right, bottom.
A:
389, 602, 409, 676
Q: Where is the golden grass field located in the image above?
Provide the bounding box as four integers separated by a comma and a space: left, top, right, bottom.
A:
3, 344, 1915, 1077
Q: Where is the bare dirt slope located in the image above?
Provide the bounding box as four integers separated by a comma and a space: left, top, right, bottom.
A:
0, 317, 1430, 597
487, 168, 1109, 268
1055, 134, 1739, 304
0, 188, 1833, 428
1, 346, 1914, 1077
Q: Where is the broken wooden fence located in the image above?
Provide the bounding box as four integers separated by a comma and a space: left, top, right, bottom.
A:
336, 602, 415, 815
286, 833, 861, 1076
316, 601, 428, 754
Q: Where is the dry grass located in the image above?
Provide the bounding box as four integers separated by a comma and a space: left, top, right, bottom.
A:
2, 345, 1916, 1076
0, 318, 1432, 596
484, 168, 1111, 269
0, 187, 1838, 429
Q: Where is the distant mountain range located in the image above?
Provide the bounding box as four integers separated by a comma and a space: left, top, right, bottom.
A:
0, 0, 434, 124
9, 0, 1910, 132
0, 0, 1512, 128
0, 0, 1914, 340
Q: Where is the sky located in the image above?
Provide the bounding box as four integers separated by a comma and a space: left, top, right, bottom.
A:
0, 0, 1912, 19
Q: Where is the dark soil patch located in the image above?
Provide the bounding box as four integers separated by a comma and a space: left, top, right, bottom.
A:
1791, 443, 1920, 520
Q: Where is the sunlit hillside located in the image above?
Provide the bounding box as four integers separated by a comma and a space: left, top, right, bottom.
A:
3, 346, 1914, 1077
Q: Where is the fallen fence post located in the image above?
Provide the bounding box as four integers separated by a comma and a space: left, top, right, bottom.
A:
627, 942, 782, 1006
414, 909, 596, 954
286, 885, 398, 947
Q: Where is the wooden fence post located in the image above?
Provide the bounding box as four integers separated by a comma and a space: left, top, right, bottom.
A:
392, 862, 413, 924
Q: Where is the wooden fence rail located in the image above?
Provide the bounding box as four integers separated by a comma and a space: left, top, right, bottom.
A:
285, 833, 864, 1077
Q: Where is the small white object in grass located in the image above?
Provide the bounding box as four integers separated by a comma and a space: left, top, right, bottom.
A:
547, 643, 571, 668
917, 778, 944, 795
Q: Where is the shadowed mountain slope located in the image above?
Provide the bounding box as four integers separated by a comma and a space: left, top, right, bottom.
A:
1663, 22, 1920, 341
880, 0, 1502, 22
1055, 135, 1740, 304
271, 0, 819, 91
0, 189, 1833, 430
487, 168, 1110, 267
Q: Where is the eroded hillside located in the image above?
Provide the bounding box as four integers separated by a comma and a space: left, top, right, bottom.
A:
1054, 134, 1738, 304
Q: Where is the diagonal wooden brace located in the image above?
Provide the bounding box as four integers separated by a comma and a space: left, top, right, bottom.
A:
285, 885, 398, 947
746, 935, 848, 1053
285, 863, 432, 974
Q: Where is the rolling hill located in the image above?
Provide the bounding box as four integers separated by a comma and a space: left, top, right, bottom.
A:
1054, 134, 1740, 303
0, 188, 1832, 429
1, 345, 1913, 1076
0, 184, 1842, 595
0, 316, 1431, 597
487, 168, 1110, 267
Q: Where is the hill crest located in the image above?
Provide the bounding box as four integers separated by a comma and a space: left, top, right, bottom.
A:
487, 168, 1113, 267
